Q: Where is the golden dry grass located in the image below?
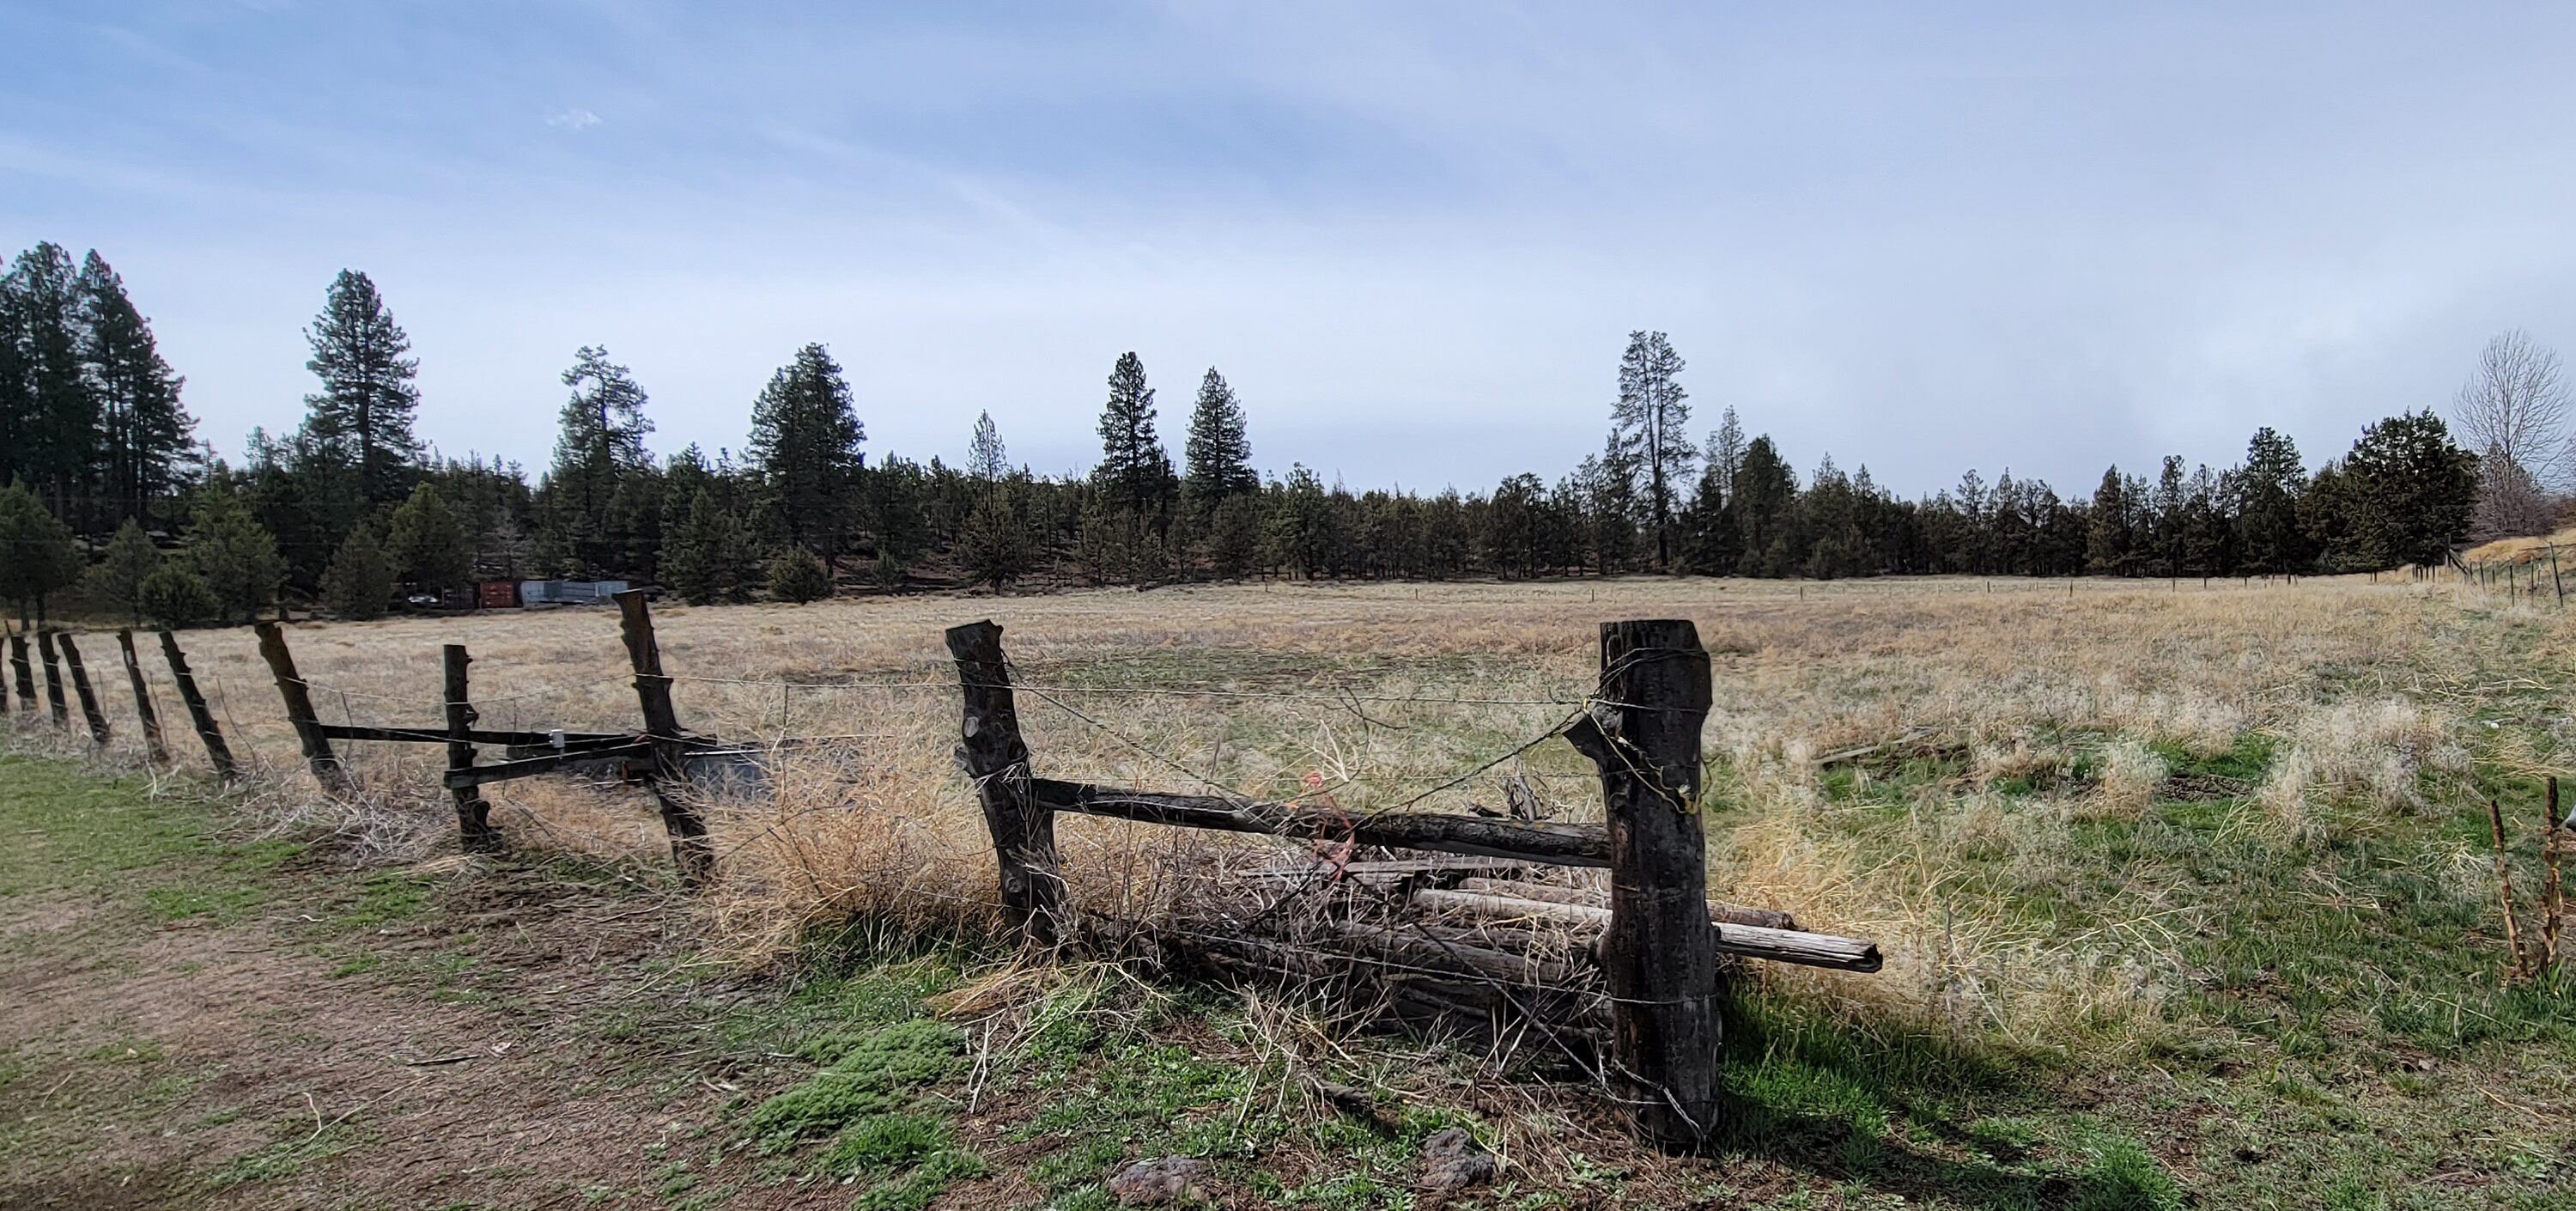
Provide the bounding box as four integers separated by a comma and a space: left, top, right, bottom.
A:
10, 573, 2536, 1056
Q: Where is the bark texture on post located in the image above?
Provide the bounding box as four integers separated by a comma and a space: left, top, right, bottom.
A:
55, 633, 112, 745
9, 633, 33, 710
38, 630, 69, 727
116, 631, 167, 764
253, 621, 351, 794
158, 630, 236, 782
613, 589, 710, 885
1564, 618, 1722, 1151
945, 619, 1063, 946
443, 644, 501, 853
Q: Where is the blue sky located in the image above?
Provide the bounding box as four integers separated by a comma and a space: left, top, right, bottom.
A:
8, 2, 2575, 495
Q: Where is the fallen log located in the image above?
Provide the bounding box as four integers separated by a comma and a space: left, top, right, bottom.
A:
1031, 779, 1611, 867
1454, 876, 1799, 930
1413, 888, 1882, 973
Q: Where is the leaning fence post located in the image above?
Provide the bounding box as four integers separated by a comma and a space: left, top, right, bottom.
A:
54, 633, 112, 746
8, 632, 33, 711
613, 589, 711, 885
115, 631, 168, 764
945, 619, 1064, 947
443, 643, 501, 853
157, 630, 234, 781
36, 630, 69, 727
1564, 618, 1722, 1151
254, 621, 352, 794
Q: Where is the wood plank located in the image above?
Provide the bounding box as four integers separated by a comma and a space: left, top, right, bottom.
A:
1413, 889, 1882, 973
1030, 779, 1612, 867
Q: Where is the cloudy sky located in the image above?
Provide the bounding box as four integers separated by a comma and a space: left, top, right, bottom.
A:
6, 2, 2573, 496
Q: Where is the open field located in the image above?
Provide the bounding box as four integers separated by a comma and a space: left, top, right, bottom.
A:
9, 573, 2576, 1208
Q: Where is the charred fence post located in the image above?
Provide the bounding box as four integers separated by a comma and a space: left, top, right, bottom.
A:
1564, 618, 1724, 1152
116, 630, 168, 764
157, 630, 236, 782
945, 619, 1064, 947
8, 632, 33, 712
37, 630, 70, 727
614, 589, 712, 886
254, 621, 353, 795
443, 643, 501, 853
54, 633, 112, 745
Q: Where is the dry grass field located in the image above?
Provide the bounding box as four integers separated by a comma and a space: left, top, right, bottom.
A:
12, 572, 2576, 1208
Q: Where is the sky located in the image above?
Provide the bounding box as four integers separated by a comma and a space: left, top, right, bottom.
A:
7, 2, 2576, 497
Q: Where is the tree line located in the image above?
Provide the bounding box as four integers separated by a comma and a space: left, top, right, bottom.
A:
0, 246, 2540, 628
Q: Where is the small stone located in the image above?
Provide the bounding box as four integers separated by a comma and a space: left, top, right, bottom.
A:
1108, 1156, 1211, 1205
1420, 1127, 1497, 1191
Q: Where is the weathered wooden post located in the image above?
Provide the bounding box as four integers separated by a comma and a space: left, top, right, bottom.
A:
114, 631, 168, 764
253, 621, 352, 794
36, 630, 69, 727
8, 632, 33, 711
613, 589, 711, 885
443, 643, 501, 853
157, 630, 236, 782
945, 619, 1064, 946
53, 633, 112, 745
1564, 618, 1723, 1151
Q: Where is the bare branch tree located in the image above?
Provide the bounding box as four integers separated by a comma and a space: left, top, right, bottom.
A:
2453, 329, 2570, 486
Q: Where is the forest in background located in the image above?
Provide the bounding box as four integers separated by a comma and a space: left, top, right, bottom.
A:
3, 239, 2555, 626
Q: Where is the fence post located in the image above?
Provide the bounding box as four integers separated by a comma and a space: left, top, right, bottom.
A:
1564, 618, 1722, 1151
253, 621, 351, 794
612, 589, 711, 885
945, 619, 1063, 947
115, 631, 168, 764
8, 632, 32, 711
36, 630, 69, 727
54, 633, 112, 746
443, 643, 501, 853
157, 630, 234, 782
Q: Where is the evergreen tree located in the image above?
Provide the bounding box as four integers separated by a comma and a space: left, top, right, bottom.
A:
546, 345, 653, 574
663, 488, 757, 605
84, 518, 161, 625
1096, 352, 1175, 516
321, 522, 395, 619
1183, 367, 1257, 505
301, 270, 423, 508
386, 482, 474, 593
76, 252, 194, 525
1732, 436, 1796, 576
2326, 410, 2480, 568
138, 565, 218, 629
6, 244, 94, 522
0, 482, 78, 624
179, 484, 286, 624
2237, 427, 2311, 574
745, 344, 865, 566
766, 546, 832, 603
2087, 466, 2137, 574
967, 411, 1008, 480
958, 482, 1031, 589
1611, 331, 1693, 569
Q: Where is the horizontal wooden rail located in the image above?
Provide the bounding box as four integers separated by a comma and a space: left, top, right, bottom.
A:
441, 742, 655, 788
1413, 888, 1883, 973
317, 722, 631, 747
1030, 778, 1612, 867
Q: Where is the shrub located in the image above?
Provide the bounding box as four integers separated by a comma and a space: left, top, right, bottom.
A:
768, 547, 832, 604
320, 525, 395, 621
137, 566, 219, 629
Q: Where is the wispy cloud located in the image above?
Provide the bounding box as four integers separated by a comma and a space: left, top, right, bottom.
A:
544, 107, 601, 131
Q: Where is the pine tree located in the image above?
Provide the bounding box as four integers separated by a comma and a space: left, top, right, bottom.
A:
967, 411, 1008, 480
301, 270, 423, 508
1183, 367, 1257, 506
75, 252, 194, 525
2238, 427, 2310, 574
6, 244, 94, 523
386, 482, 474, 593
138, 565, 218, 629
745, 344, 865, 566
84, 518, 161, 625
2087, 466, 2134, 574
1732, 436, 1796, 576
321, 523, 395, 619
663, 488, 756, 605
0, 482, 79, 624
1612, 331, 1694, 569
182, 484, 287, 624
766, 546, 832, 603
958, 483, 1030, 589
547, 345, 654, 574
1096, 352, 1174, 516
2328, 410, 2480, 568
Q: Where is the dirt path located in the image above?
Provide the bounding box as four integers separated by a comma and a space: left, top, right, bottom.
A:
0, 755, 799, 1210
